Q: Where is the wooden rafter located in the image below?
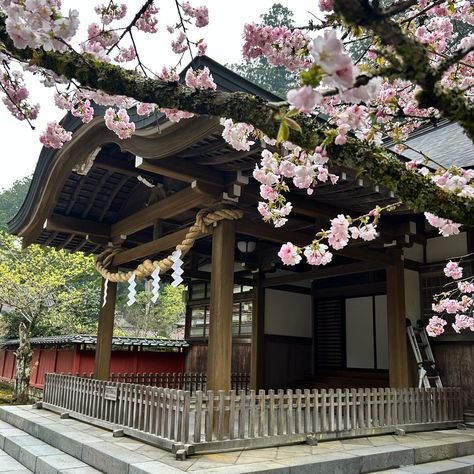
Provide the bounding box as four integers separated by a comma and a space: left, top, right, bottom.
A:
263, 261, 386, 287
81, 170, 112, 219
44, 214, 110, 239
136, 156, 231, 186
98, 176, 130, 222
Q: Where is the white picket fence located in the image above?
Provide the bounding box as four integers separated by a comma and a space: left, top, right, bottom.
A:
42, 374, 463, 456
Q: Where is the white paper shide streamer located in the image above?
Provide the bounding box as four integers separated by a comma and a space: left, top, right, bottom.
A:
151, 267, 161, 304
171, 249, 184, 287
127, 272, 137, 306
102, 278, 109, 308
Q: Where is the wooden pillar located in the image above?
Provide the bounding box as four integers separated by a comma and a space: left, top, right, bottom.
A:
94, 276, 117, 380
386, 251, 409, 388
207, 220, 235, 392
250, 275, 265, 390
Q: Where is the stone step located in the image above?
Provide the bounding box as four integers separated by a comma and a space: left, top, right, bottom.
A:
0, 406, 183, 474
2, 405, 474, 473
375, 454, 474, 473
0, 418, 101, 473
0, 445, 33, 473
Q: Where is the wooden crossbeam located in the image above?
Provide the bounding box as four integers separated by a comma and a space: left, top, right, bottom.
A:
44, 215, 110, 239
113, 227, 211, 266
110, 186, 217, 239
136, 156, 229, 186
263, 261, 386, 287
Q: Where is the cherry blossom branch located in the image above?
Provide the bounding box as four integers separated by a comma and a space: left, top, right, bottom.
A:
435, 44, 474, 78
174, 0, 194, 61
106, 0, 155, 54
0, 14, 473, 226
332, 0, 474, 142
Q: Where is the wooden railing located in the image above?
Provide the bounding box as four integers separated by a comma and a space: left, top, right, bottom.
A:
109, 372, 250, 392
42, 374, 463, 457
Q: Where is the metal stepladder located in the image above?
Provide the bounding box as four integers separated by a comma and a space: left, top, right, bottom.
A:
406, 319, 443, 388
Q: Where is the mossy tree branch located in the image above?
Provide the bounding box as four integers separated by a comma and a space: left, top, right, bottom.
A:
0, 13, 473, 225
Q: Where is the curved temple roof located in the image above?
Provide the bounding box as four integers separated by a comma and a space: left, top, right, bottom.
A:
9, 56, 470, 270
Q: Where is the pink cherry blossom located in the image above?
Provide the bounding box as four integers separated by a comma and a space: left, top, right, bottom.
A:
426, 316, 447, 337
71, 99, 94, 124
161, 108, 194, 122
328, 214, 350, 250
104, 107, 135, 139
287, 86, 322, 114
444, 261, 463, 280
135, 5, 159, 33
185, 67, 217, 90
304, 244, 333, 266
40, 121, 72, 149
221, 118, 255, 151
424, 212, 461, 237
278, 242, 301, 266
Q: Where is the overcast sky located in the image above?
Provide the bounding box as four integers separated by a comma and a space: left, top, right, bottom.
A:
0, 1, 316, 190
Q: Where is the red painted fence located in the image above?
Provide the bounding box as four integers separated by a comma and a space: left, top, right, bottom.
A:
0, 347, 185, 388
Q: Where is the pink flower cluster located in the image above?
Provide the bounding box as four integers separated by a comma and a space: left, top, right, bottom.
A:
161, 108, 194, 123
104, 108, 135, 139
87, 22, 119, 48
171, 31, 188, 54
278, 242, 301, 266
220, 118, 255, 151
94, 3, 127, 25
114, 45, 136, 63
426, 316, 447, 337
185, 67, 216, 90
2, 0, 79, 52
135, 5, 159, 33
181, 1, 209, 28
424, 212, 461, 237
136, 102, 156, 117
287, 86, 322, 115
242, 23, 310, 71
310, 30, 357, 90
71, 99, 94, 124
304, 243, 332, 266
39, 121, 72, 149
444, 261, 463, 280
452, 314, 474, 334
0, 70, 39, 121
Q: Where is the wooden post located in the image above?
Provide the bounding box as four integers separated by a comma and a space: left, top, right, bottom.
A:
207, 219, 235, 392
386, 251, 409, 388
94, 276, 117, 380
250, 275, 265, 390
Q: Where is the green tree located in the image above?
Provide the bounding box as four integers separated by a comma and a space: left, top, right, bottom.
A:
227, 3, 299, 98
119, 284, 185, 338
0, 231, 99, 402
0, 176, 31, 231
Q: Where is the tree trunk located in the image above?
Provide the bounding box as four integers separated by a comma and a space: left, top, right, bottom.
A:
13, 322, 32, 404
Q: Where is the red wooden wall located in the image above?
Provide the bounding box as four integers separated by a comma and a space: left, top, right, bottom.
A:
0, 347, 185, 388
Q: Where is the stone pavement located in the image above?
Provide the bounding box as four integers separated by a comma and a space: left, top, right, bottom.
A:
1, 405, 474, 473
0, 446, 32, 473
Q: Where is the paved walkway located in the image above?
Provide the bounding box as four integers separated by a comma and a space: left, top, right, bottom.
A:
0, 447, 32, 473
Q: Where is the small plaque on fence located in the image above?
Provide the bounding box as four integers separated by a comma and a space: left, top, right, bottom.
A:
104, 386, 118, 401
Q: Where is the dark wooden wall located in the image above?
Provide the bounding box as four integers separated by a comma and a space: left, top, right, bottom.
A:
432, 341, 474, 406
263, 335, 312, 390
185, 341, 251, 374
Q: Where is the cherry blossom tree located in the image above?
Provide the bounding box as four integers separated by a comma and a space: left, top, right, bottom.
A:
0, 0, 472, 336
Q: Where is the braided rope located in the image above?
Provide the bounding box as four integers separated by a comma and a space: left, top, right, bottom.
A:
95, 208, 244, 283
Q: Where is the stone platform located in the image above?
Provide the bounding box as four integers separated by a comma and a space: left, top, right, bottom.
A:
0, 405, 474, 473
